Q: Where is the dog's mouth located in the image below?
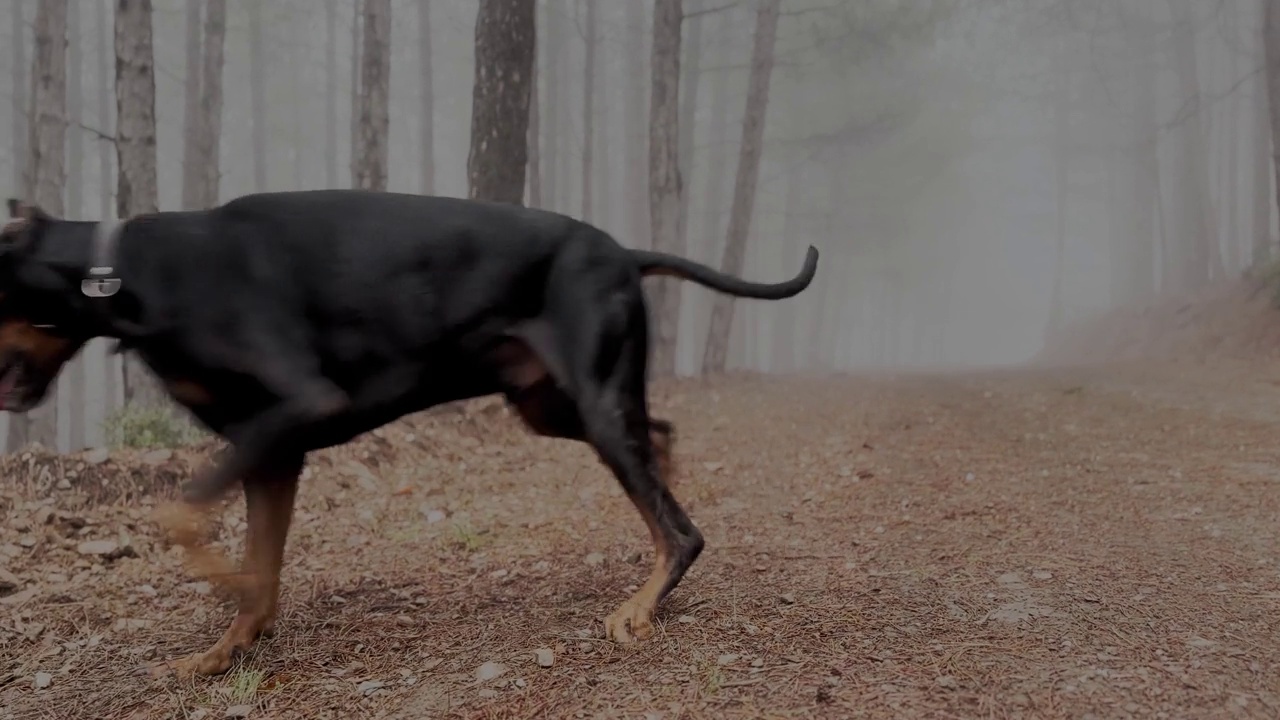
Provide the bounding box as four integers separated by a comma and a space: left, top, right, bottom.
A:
0, 355, 37, 412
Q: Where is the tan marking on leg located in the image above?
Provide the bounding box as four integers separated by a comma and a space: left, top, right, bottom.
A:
650, 426, 677, 491
154, 471, 300, 678
605, 503, 673, 643
153, 500, 249, 594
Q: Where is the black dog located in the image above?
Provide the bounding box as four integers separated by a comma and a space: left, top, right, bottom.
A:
0, 190, 818, 676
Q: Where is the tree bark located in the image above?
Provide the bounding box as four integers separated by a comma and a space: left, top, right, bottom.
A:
1046, 66, 1070, 338
325, 0, 338, 189
1130, 39, 1158, 301
419, 0, 435, 195
581, 0, 596, 222
1254, 0, 1273, 268
194, 0, 225, 209
1264, 0, 1280, 266
647, 0, 683, 377
349, 2, 361, 187
10, 0, 25, 193
770, 163, 803, 372
541, 0, 560, 210
701, 0, 780, 375
526, 63, 542, 206
115, 0, 164, 408
623, 0, 649, 247
467, 0, 535, 204
96, 0, 112, 220
7, 0, 25, 451
66, 0, 85, 450
1168, 0, 1219, 289
354, 0, 391, 191
180, 0, 203, 210
699, 7, 731, 260
249, 0, 267, 192
676, 0, 703, 257
96, 0, 118, 423
15, 0, 67, 450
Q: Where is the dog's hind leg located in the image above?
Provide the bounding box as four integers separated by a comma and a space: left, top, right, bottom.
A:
153, 454, 303, 678
551, 296, 702, 643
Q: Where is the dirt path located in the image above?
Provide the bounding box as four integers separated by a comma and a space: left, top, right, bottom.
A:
3, 364, 1279, 719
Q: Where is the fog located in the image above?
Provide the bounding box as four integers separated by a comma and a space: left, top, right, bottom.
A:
0, 0, 1270, 451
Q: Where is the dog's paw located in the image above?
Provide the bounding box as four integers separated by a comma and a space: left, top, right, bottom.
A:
604, 600, 656, 644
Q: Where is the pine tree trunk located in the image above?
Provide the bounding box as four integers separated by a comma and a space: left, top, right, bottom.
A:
419, 0, 435, 195
18, 0, 68, 450
195, 0, 225, 209
65, 0, 85, 450
542, 0, 560, 211
96, 0, 112, 220
180, 0, 203, 209
527, 65, 542, 206
647, 0, 683, 377
1168, 0, 1219, 289
466, 0, 535, 204
249, 0, 267, 192
676, 0, 703, 256
701, 0, 780, 375
115, 0, 165, 409
10, 0, 25, 194
1254, 0, 1273, 268
581, 0, 596, 222
623, 0, 649, 247
354, 0, 391, 191
325, 0, 339, 189
349, 2, 362, 187
1264, 0, 1280, 263
1046, 67, 1070, 338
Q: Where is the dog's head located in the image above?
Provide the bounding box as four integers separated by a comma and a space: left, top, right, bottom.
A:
0, 199, 91, 413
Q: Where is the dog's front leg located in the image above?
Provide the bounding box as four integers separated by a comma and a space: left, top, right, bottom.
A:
152, 456, 303, 679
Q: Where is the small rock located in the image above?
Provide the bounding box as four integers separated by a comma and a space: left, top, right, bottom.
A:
625, 551, 642, 564
936, 675, 958, 689
33, 671, 52, 689
476, 661, 508, 682
996, 572, 1024, 586
113, 618, 153, 632
224, 705, 252, 718
55, 479, 71, 490
1032, 571, 1054, 580
396, 614, 414, 626
489, 569, 508, 579
76, 540, 119, 557
584, 552, 605, 567
18, 536, 36, 549
420, 507, 447, 524
751, 658, 764, 668
514, 677, 526, 689
0, 566, 20, 593
183, 581, 212, 595
190, 710, 209, 720
142, 449, 172, 465
779, 593, 796, 605
533, 648, 554, 668
84, 448, 110, 465
137, 584, 158, 597
717, 653, 739, 666
677, 614, 695, 624
477, 688, 497, 699
356, 680, 386, 696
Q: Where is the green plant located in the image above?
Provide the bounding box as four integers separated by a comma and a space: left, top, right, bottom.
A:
102, 404, 207, 449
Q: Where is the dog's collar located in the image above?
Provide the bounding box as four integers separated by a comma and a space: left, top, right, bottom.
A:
82, 218, 123, 298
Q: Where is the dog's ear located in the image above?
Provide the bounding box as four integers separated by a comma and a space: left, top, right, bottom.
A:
0, 199, 51, 255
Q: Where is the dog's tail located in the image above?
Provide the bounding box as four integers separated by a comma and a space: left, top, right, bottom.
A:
631, 245, 819, 300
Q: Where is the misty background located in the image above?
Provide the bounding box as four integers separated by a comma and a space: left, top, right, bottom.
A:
0, 0, 1271, 452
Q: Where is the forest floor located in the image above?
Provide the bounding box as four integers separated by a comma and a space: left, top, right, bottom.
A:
3, 360, 1280, 719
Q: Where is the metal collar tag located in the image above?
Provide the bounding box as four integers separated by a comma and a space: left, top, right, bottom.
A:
82, 219, 122, 298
